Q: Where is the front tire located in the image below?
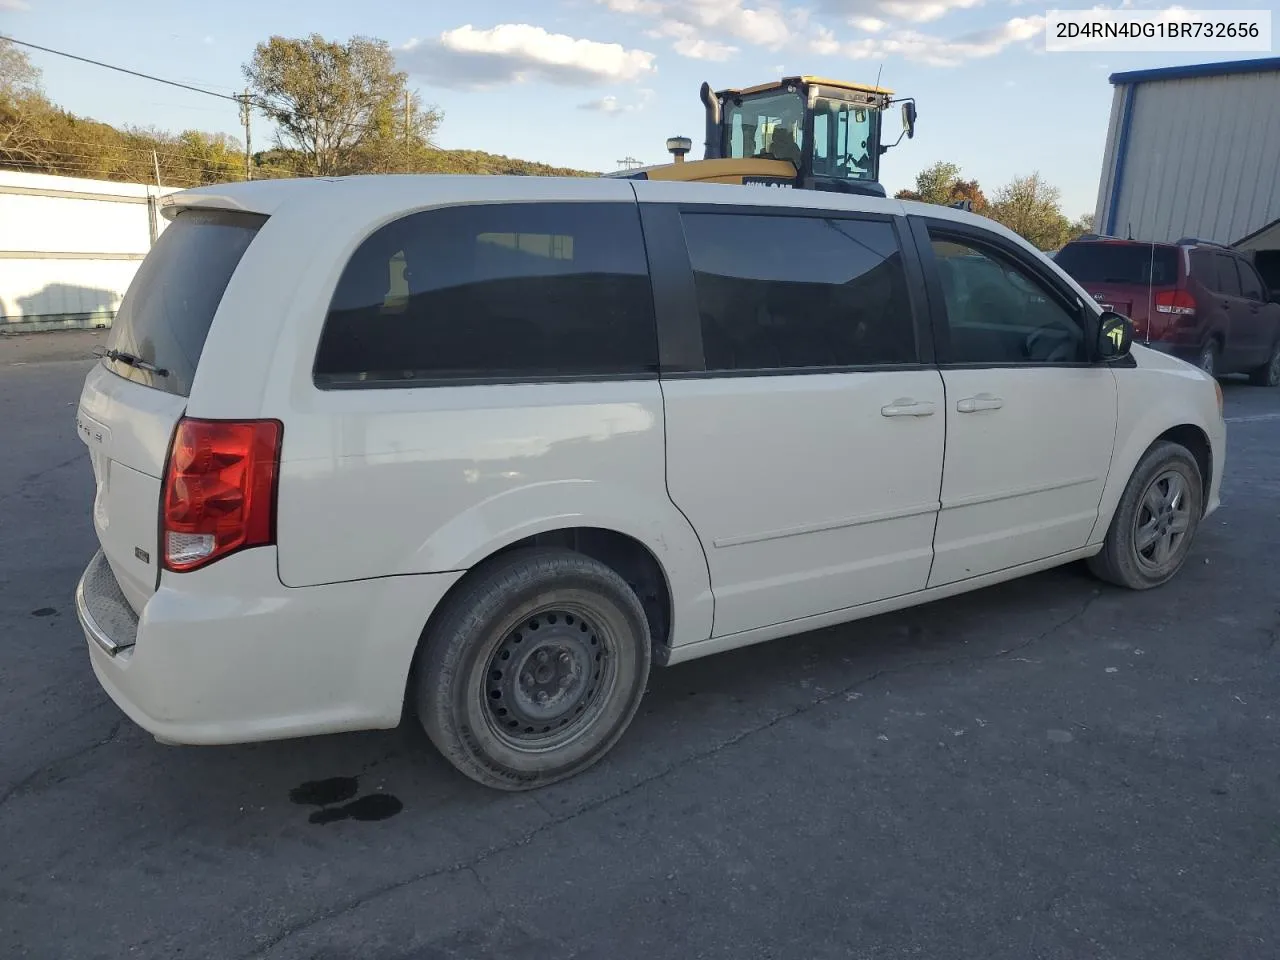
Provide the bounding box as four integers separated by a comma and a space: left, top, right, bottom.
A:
416, 548, 651, 791
1247, 340, 1280, 387
1087, 441, 1203, 590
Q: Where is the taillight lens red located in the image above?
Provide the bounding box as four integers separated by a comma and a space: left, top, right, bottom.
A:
161, 418, 282, 572
1154, 289, 1197, 317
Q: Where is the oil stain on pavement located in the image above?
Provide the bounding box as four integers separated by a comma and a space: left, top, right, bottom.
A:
289, 775, 403, 825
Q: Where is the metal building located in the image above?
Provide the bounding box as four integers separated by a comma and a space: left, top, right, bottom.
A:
1093, 57, 1280, 250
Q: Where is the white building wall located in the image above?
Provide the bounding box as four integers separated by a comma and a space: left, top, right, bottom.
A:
1094, 66, 1280, 245
0, 171, 179, 332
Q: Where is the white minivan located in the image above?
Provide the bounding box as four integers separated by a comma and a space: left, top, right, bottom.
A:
75, 175, 1226, 790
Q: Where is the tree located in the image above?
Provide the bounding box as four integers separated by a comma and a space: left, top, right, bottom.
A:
244, 34, 442, 176
988, 172, 1072, 251
1069, 213, 1095, 239
895, 161, 988, 214
0, 39, 55, 169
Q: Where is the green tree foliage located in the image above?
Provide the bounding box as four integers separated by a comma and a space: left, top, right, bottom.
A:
1070, 213, 1095, 238
897, 161, 1093, 251
244, 34, 443, 176
894, 161, 988, 214
1, 34, 596, 186
1, 39, 245, 185
987, 172, 1073, 251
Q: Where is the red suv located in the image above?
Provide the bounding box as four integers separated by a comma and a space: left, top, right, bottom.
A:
1055, 236, 1280, 385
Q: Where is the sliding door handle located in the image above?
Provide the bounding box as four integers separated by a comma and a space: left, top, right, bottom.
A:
881, 398, 937, 417
956, 393, 1004, 413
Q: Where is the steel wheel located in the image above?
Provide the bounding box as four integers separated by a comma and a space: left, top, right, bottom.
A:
1132, 469, 1193, 575
482, 606, 615, 751
416, 547, 651, 791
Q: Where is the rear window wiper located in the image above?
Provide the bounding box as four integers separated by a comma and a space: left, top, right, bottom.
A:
94, 346, 169, 378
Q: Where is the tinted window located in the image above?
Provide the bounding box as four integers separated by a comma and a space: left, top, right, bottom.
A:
314, 202, 656, 385
1236, 258, 1265, 301
1054, 241, 1178, 286
680, 213, 915, 371
105, 209, 265, 397
930, 235, 1086, 364
1214, 253, 1242, 297
1255, 251, 1280, 293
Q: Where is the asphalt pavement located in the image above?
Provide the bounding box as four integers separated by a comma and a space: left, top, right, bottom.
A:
2, 329, 1278, 960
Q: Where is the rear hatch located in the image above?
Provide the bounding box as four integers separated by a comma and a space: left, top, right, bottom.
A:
76, 208, 266, 614
1054, 240, 1180, 340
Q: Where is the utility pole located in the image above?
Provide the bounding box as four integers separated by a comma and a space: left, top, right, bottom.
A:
151, 150, 163, 189
239, 90, 253, 181
404, 90, 411, 145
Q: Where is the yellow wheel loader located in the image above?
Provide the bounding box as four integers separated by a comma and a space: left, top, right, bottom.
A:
605, 76, 917, 197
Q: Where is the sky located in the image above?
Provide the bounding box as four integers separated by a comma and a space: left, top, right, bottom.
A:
1, 0, 1274, 217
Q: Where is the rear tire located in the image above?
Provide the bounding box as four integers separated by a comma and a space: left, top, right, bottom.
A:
1247, 340, 1280, 387
416, 548, 651, 791
1087, 441, 1203, 590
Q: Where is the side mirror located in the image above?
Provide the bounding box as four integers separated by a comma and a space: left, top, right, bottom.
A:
1097, 310, 1133, 360
901, 101, 917, 140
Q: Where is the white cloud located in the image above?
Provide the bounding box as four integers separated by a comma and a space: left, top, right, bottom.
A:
401, 23, 656, 90
814, 14, 1044, 66
875, 0, 984, 22
808, 0, 987, 24
600, 0, 790, 56
0, 0, 30, 10
650, 19, 739, 59
853, 16, 888, 31
579, 88, 656, 113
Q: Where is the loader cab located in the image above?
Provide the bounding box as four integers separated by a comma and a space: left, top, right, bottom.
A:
706, 77, 915, 197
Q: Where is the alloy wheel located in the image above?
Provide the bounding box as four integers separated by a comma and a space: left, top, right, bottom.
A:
1132, 469, 1193, 574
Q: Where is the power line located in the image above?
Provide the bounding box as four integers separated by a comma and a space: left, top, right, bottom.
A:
1, 36, 242, 104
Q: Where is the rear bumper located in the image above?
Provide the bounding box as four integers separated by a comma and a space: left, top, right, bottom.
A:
76, 548, 463, 745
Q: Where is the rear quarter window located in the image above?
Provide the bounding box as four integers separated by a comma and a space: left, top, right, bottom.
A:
314, 201, 657, 386
104, 209, 266, 397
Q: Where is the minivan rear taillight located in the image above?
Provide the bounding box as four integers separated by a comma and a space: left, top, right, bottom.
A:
161, 418, 282, 572
1154, 290, 1197, 316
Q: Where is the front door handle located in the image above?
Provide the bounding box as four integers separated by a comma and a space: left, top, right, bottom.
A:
881, 398, 937, 417
956, 393, 1004, 413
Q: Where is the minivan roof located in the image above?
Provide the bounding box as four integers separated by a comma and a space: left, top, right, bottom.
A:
159, 174, 1051, 269
160, 173, 974, 221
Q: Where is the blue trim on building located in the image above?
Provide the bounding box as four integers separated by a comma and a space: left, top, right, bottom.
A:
1105, 84, 1138, 237
1110, 56, 1280, 86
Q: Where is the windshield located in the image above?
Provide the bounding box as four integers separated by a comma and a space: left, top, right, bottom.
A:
811, 97, 879, 183
722, 89, 805, 167
1055, 241, 1179, 286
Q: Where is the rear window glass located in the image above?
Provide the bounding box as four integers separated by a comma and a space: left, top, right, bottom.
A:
1054, 242, 1178, 286
313, 201, 657, 386
105, 209, 266, 397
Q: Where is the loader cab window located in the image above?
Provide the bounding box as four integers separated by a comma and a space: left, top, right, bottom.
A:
724, 89, 805, 167
811, 97, 879, 184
